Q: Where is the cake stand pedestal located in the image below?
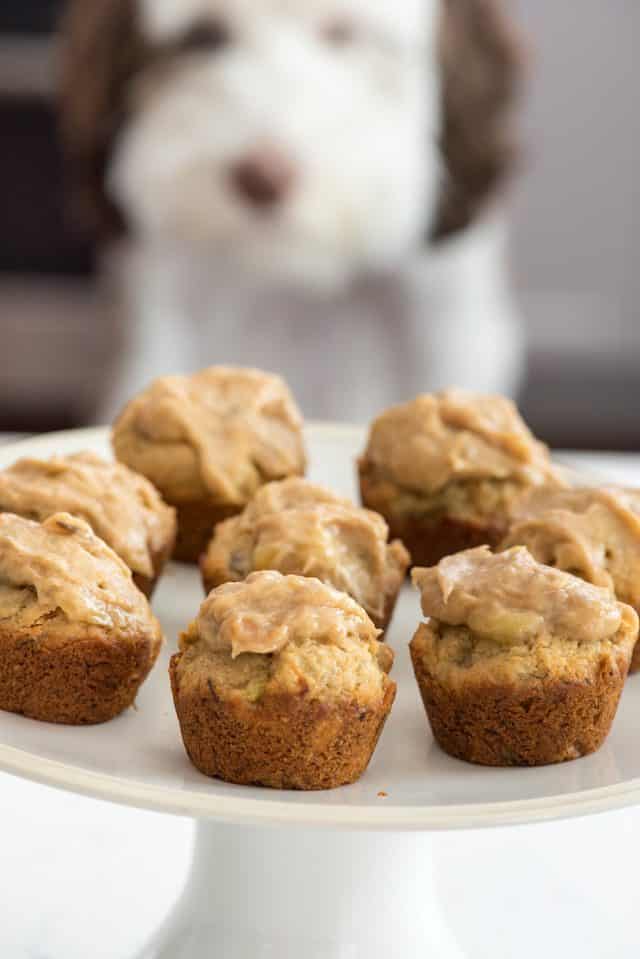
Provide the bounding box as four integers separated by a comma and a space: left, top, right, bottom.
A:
136, 822, 465, 958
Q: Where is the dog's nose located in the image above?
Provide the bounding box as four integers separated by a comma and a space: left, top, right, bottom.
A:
230, 148, 296, 209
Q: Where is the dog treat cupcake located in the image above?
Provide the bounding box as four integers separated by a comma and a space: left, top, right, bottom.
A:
359, 389, 563, 567
0, 452, 176, 597
200, 477, 410, 632
502, 486, 640, 671
113, 366, 306, 563
410, 546, 638, 766
170, 570, 396, 789
0, 512, 163, 724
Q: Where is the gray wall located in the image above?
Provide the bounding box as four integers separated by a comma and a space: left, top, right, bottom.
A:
512, 1, 640, 367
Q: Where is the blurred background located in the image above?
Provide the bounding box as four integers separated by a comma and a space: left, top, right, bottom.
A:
0, 1, 638, 448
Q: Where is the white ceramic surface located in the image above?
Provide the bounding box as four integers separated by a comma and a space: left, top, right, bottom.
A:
1, 425, 640, 832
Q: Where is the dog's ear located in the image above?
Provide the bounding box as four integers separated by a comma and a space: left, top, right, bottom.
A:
431, 0, 524, 242
58, 0, 146, 238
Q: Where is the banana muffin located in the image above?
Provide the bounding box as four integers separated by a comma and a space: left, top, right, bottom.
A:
170, 570, 396, 789
200, 477, 409, 632
359, 389, 563, 567
0, 452, 176, 597
502, 486, 640, 671
410, 545, 638, 766
0, 512, 163, 724
113, 366, 306, 563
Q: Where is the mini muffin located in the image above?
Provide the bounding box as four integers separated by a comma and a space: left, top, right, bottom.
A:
359, 389, 564, 567
410, 546, 638, 766
0, 512, 163, 724
170, 570, 396, 789
200, 477, 410, 632
502, 486, 640, 672
113, 366, 306, 563
0, 452, 176, 597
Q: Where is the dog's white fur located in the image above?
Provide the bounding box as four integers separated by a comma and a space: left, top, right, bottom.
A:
103, 0, 523, 419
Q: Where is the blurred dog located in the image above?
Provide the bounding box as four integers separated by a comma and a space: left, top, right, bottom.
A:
61, 0, 523, 420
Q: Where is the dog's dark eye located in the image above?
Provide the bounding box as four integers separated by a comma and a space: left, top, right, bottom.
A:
179, 18, 232, 55
321, 18, 358, 48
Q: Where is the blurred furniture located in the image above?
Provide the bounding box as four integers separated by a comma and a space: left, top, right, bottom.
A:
0, 1, 105, 431
513, 0, 640, 450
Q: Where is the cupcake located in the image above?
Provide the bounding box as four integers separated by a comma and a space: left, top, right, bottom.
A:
0, 512, 163, 724
502, 486, 640, 672
358, 389, 563, 567
200, 477, 410, 632
170, 570, 396, 789
410, 546, 637, 766
113, 366, 306, 563
0, 452, 176, 597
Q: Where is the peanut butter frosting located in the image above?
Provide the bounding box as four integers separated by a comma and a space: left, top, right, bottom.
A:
113, 366, 306, 505
0, 452, 175, 578
186, 570, 380, 659
412, 545, 629, 645
0, 512, 159, 633
203, 478, 408, 620
503, 487, 640, 608
361, 389, 559, 494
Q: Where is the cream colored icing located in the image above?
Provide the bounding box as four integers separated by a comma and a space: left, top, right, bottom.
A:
205, 478, 405, 619
503, 486, 640, 608
412, 545, 625, 645
362, 389, 559, 493
0, 512, 155, 631
114, 366, 306, 504
0, 452, 175, 577
194, 570, 379, 659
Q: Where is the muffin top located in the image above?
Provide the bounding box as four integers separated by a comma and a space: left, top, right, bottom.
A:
503, 486, 640, 607
0, 452, 176, 578
0, 512, 160, 635
180, 571, 393, 704
412, 545, 627, 645
361, 389, 558, 494
202, 478, 409, 621
112, 366, 306, 505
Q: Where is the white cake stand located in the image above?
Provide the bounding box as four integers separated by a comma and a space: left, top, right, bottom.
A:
2, 426, 640, 958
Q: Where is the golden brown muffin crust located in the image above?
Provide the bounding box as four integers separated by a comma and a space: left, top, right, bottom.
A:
0, 617, 161, 725
409, 546, 638, 766
172, 571, 396, 788
170, 654, 395, 789
0, 512, 163, 724
410, 629, 630, 766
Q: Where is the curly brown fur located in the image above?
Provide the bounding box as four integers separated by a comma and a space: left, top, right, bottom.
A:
58, 0, 143, 236
410, 642, 628, 767
0, 619, 161, 725
170, 653, 396, 789
432, 0, 523, 240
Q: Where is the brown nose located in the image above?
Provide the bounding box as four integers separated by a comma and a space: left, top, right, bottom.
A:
230, 147, 296, 209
